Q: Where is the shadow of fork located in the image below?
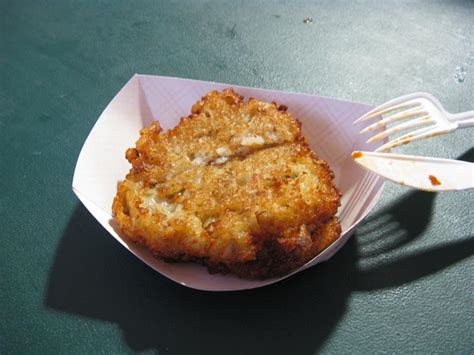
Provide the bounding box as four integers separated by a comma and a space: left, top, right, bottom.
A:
355, 147, 474, 258
356, 190, 436, 258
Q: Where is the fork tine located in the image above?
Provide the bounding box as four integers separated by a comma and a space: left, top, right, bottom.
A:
353, 93, 424, 124
360, 108, 428, 134
375, 126, 441, 152
367, 115, 433, 143
354, 102, 415, 124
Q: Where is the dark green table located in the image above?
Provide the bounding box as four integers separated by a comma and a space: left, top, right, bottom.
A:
2, 1, 473, 353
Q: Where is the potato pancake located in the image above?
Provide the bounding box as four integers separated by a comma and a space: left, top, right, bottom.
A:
112, 89, 341, 279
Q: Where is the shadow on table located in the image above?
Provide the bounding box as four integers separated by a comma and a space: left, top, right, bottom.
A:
45, 149, 474, 354
457, 147, 474, 163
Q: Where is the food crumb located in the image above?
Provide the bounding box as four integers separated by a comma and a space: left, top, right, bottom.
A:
428, 175, 441, 186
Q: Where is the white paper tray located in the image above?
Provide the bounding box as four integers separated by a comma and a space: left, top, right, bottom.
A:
73, 74, 385, 291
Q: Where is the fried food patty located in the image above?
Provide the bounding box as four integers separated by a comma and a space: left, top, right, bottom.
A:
112, 89, 341, 279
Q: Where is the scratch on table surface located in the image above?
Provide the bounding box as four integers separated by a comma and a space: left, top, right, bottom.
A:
413, 76, 424, 83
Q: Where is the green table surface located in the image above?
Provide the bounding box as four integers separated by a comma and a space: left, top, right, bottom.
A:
1, 0, 473, 353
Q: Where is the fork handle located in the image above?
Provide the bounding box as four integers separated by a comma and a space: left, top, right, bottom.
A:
449, 111, 474, 128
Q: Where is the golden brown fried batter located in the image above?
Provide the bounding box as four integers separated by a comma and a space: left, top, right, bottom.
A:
112, 89, 341, 279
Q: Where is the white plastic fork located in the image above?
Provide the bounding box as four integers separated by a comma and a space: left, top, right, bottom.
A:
354, 92, 474, 152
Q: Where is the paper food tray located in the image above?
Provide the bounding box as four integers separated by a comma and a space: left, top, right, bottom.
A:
73, 74, 385, 291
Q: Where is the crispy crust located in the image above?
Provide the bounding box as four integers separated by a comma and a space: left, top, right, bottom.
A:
112, 89, 341, 279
